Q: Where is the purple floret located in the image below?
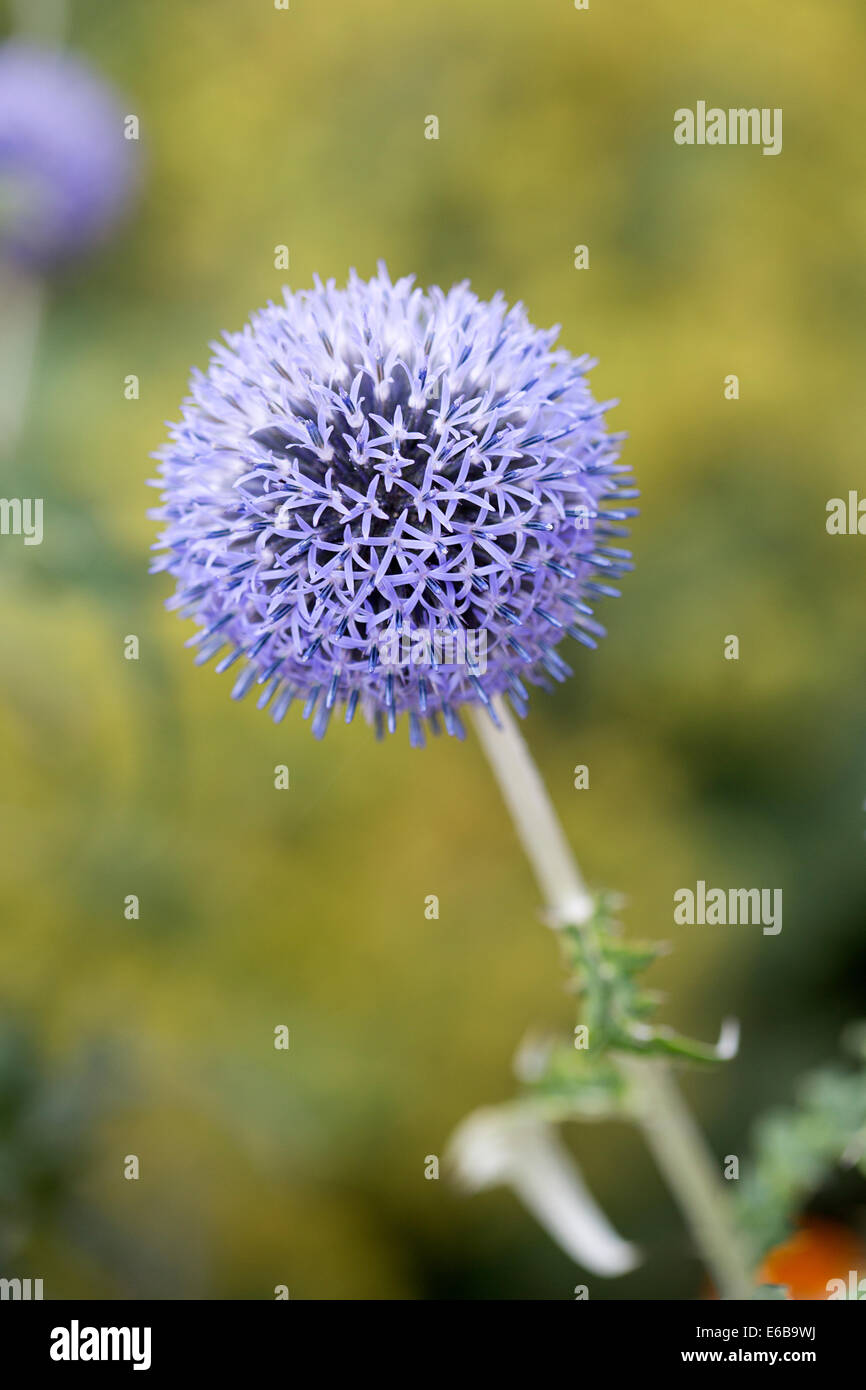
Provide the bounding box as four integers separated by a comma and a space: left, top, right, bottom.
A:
151, 266, 635, 744
0, 41, 136, 268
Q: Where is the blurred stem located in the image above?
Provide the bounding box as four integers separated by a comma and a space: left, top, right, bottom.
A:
472, 696, 754, 1300
0, 266, 45, 462
618, 1055, 753, 1299
473, 697, 595, 930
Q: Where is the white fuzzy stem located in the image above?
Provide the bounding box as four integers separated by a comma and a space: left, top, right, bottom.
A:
472, 696, 754, 1300
472, 699, 594, 929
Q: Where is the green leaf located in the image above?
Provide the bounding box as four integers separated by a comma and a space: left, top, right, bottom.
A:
735, 1042, 866, 1260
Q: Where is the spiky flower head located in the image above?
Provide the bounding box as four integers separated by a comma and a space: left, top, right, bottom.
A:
151, 266, 635, 745
0, 41, 136, 269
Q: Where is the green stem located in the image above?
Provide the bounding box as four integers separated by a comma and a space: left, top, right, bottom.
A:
472, 695, 754, 1299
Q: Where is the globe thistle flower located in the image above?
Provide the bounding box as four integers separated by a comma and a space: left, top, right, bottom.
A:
151, 266, 635, 744
0, 41, 136, 269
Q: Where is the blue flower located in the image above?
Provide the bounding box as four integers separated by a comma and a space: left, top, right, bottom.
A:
0, 41, 137, 269
151, 267, 635, 744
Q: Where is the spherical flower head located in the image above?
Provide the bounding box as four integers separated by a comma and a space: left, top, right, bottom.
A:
0, 41, 137, 270
151, 266, 635, 745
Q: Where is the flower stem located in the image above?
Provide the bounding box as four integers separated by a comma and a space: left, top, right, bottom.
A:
471, 696, 754, 1300
618, 1054, 753, 1299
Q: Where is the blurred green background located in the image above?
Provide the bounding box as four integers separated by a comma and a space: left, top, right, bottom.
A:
1, 0, 865, 1298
